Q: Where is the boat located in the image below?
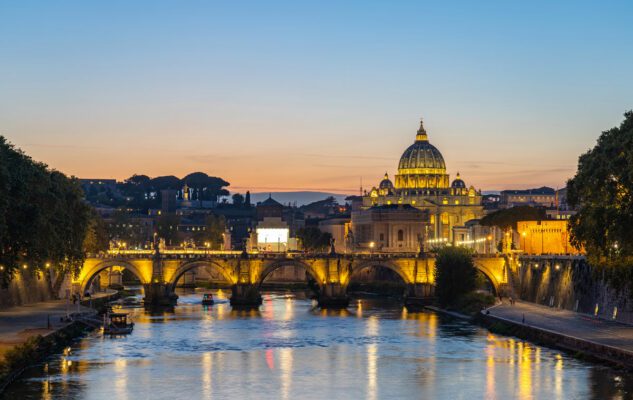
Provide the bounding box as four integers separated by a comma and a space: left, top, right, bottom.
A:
201, 293, 214, 306
103, 312, 134, 335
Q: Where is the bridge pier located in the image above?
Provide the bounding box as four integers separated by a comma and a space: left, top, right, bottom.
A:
143, 283, 178, 307
318, 283, 350, 309
404, 283, 435, 310
230, 284, 263, 308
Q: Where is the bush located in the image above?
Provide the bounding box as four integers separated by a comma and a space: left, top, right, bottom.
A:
451, 292, 496, 316
435, 246, 477, 307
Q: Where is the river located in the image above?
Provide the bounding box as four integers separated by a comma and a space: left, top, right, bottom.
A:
4, 289, 633, 399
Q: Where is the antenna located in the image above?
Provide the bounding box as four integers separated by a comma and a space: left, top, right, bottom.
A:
360, 177, 363, 196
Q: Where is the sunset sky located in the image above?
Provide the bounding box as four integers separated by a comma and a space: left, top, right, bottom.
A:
1, 1, 632, 194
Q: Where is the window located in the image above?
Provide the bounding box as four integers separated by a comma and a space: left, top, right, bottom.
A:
397, 230, 404, 241
379, 233, 384, 241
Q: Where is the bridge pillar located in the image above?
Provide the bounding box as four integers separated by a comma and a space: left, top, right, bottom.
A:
318, 283, 349, 309
143, 283, 178, 307
230, 284, 262, 308
404, 283, 434, 310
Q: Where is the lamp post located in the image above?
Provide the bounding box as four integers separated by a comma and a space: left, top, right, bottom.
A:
522, 231, 527, 253
369, 241, 375, 254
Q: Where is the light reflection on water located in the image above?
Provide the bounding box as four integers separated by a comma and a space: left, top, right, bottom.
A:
5, 289, 633, 399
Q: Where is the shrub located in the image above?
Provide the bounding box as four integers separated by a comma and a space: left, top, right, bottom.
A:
434, 246, 477, 307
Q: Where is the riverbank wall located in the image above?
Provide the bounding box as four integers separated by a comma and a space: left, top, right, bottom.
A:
0, 270, 56, 310
0, 320, 94, 394
512, 256, 633, 324
478, 311, 633, 370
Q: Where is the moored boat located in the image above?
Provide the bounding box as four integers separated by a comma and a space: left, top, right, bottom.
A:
201, 293, 214, 305
103, 312, 134, 335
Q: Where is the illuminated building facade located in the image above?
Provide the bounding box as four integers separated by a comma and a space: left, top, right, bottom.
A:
517, 220, 584, 255
351, 205, 429, 252
359, 119, 484, 243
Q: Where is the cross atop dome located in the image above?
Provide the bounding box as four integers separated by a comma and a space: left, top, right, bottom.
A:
416, 118, 428, 142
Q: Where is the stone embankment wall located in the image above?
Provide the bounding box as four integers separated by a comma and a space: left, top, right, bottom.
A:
0, 270, 57, 309
512, 256, 633, 324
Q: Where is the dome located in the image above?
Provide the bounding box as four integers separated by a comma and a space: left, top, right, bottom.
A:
395, 119, 450, 191
451, 172, 466, 189
379, 172, 394, 190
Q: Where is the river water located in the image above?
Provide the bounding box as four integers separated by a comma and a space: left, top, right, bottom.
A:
4, 289, 633, 399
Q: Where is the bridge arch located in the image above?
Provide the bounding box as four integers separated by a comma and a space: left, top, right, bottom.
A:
79, 260, 149, 295
257, 259, 323, 288
473, 261, 502, 295
167, 260, 237, 292
349, 260, 413, 285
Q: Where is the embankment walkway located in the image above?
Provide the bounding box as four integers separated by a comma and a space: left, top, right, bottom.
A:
0, 292, 113, 359
485, 300, 633, 368
488, 301, 633, 352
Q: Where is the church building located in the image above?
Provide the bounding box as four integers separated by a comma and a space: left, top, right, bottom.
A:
351, 119, 484, 251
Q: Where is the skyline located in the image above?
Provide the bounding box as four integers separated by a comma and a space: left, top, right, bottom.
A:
2, 1, 633, 193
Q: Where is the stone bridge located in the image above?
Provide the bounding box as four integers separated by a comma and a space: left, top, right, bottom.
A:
74, 249, 509, 309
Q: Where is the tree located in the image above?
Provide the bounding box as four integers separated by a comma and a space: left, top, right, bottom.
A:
232, 193, 244, 206
297, 227, 332, 252
156, 213, 181, 245
183, 172, 230, 202
434, 246, 477, 307
193, 214, 226, 248
0, 136, 91, 289
480, 206, 546, 230
567, 111, 633, 260
83, 211, 110, 254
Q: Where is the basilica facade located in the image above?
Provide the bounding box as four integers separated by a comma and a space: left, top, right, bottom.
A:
353, 119, 484, 251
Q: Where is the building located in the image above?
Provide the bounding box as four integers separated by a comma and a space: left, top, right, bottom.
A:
500, 187, 556, 208
252, 195, 301, 252
517, 220, 583, 255
351, 205, 429, 252
357, 119, 484, 245
318, 217, 351, 253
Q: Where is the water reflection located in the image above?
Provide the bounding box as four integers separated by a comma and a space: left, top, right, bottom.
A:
5, 290, 633, 400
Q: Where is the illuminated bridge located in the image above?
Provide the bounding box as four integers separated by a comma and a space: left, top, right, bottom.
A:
74, 249, 510, 309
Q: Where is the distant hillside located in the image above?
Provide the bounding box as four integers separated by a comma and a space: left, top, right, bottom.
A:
249, 192, 350, 206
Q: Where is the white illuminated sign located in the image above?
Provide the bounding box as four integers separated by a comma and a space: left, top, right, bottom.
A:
256, 228, 289, 244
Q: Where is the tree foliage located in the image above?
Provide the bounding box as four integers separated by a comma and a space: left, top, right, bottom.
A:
567, 111, 633, 260
297, 227, 332, 252
192, 214, 226, 248
156, 213, 182, 245
480, 206, 546, 230
85, 172, 232, 213
0, 137, 92, 287
434, 246, 477, 307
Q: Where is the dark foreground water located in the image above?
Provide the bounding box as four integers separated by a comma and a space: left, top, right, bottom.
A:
5, 289, 633, 399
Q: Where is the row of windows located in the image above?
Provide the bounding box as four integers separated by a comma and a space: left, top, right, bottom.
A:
378, 230, 405, 242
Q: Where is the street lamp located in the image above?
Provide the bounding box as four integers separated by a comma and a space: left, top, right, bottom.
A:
369, 241, 375, 254
522, 231, 527, 253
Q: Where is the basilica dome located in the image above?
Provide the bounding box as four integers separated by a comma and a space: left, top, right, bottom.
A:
394, 120, 450, 191
451, 172, 466, 189
379, 172, 394, 190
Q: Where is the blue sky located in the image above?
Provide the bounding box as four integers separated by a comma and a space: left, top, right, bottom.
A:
1, 1, 632, 192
